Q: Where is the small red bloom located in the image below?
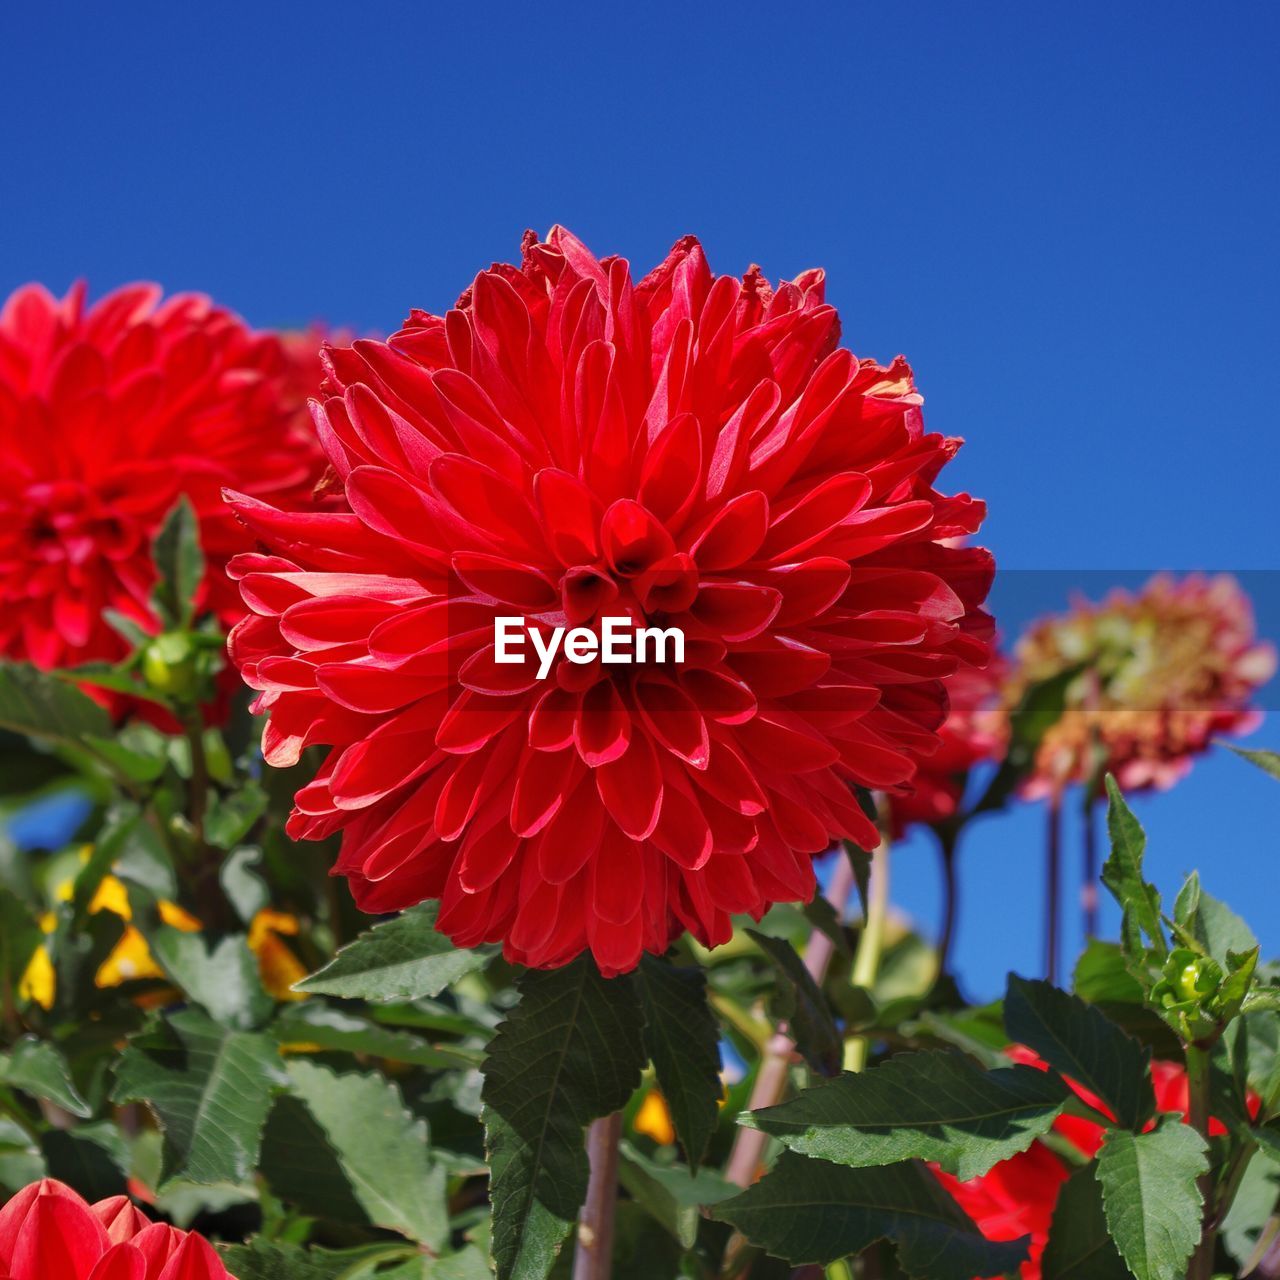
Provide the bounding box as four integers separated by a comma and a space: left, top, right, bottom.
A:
0, 282, 323, 673
228, 228, 992, 974
0, 1179, 232, 1280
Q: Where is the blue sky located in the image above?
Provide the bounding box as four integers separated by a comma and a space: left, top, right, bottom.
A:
2, 3, 1277, 995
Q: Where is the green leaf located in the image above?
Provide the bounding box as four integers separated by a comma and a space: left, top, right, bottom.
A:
1102, 776, 1167, 958
635, 956, 721, 1170
714, 1152, 1028, 1278
0, 888, 42, 1007
146, 928, 274, 1029
0, 662, 111, 743
151, 496, 205, 627
273, 1003, 481, 1070
1227, 744, 1280, 782
286, 1059, 447, 1249
40, 1125, 129, 1201
482, 957, 646, 1280
617, 1141, 736, 1248
0, 1037, 91, 1117
748, 1051, 1071, 1180
1005, 975, 1154, 1130
1073, 939, 1146, 1005
1041, 1164, 1129, 1280
747, 929, 842, 1076
218, 1240, 417, 1280
1221, 1150, 1280, 1265
295, 902, 493, 1001
111, 1009, 288, 1186
205, 782, 268, 850
220, 846, 271, 924
1096, 1116, 1209, 1280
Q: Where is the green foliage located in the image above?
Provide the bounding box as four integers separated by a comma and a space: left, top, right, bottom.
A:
0, 662, 111, 743
746, 1051, 1071, 1179
1096, 1117, 1209, 1280
0, 1038, 91, 1117
634, 956, 721, 1170
151, 496, 205, 629
482, 958, 646, 1280
296, 902, 494, 1001
747, 928, 842, 1075
1041, 1164, 1129, 1279
714, 1152, 1029, 1278
1004, 975, 1154, 1129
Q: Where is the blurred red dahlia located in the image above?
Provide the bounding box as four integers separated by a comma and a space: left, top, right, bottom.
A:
227, 228, 993, 974
0, 282, 323, 672
0, 1179, 232, 1279
1009, 573, 1275, 797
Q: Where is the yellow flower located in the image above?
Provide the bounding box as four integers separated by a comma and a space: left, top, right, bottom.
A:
634, 1090, 676, 1146
17, 851, 307, 1007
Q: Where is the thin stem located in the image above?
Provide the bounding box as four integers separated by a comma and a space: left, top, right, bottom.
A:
1185, 1045, 1216, 1280
724, 853, 857, 1189
936, 827, 959, 978
1081, 786, 1099, 940
1045, 792, 1062, 985
573, 1112, 623, 1280
183, 713, 210, 852
844, 831, 891, 1073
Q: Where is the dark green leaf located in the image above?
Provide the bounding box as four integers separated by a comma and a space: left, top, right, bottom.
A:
40, 1125, 128, 1201
0, 1037, 91, 1117
748, 1051, 1070, 1180
1005, 975, 1154, 1129
295, 902, 493, 1001
0, 662, 111, 743
1096, 1116, 1208, 1280
111, 1009, 288, 1186
482, 957, 646, 1280
748, 929, 842, 1076
714, 1152, 1028, 1278
0, 888, 41, 1006
1041, 1164, 1129, 1280
635, 956, 722, 1169
1073, 940, 1146, 1005
1102, 776, 1167, 958
218, 1240, 416, 1280
259, 1094, 371, 1227
151, 496, 204, 627
617, 1141, 736, 1248
286, 1059, 447, 1249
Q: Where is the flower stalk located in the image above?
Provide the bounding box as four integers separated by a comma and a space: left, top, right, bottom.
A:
1185, 1045, 1216, 1280
573, 1112, 624, 1280
844, 830, 890, 1073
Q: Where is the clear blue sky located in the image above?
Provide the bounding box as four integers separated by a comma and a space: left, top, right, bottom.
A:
3, 3, 1276, 995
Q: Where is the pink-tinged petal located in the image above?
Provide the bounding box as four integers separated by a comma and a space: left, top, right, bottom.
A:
10, 1191, 109, 1280
689, 491, 769, 571
155, 1233, 228, 1280
596, 733, 662, 840
91, 1197, 151, 1245
690, 583, 781, 643
600, 500, 674, 578
89, 1243, 147, 1280
533, 468, 601, 564
451, 552, 559, 611
634, 676, 710, 768
510, 746, 580, 837
573, 680, 631, 766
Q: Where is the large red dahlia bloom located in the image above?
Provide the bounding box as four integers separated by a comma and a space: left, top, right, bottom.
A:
227, 228, 993, 974
0, 1179, 232, 1279
0, 282, 323, 671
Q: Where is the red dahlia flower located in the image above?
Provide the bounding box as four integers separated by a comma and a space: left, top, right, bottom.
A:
0, 1179, 232, 1279
227, 228, 993, 974
0, 282, 323, 672
1009, 573, 1275, 797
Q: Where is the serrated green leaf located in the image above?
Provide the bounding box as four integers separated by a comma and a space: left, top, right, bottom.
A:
295, 902, 493, 1001
1096, 1116, 1209, 1280
1228, 744, 1280, 782
286, 1058, 447, 1249
146, 928, 273, 1029
482, 957, 646, 1280
714, 1152, 1028, 1278
617, 1141, 735, 1248
151, 496, 204, 627
748, 929, 842, 1076
0, 1036, 91, 1117
1073, 939, 1147, 1005
111, 1009, 288, 1186
1041, 1163, 1129, 1279
635, 955, 721, 1170
1005, 975, 1153, 1129
1102, 776, 1167, 958
0, 662, 111, 743
218, 1240, 416, 1280
748, 1051, 1071, 1180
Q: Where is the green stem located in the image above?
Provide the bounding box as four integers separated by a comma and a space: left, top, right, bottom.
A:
844, 830, 891, 1073
1186, 1045, 1216, 1280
